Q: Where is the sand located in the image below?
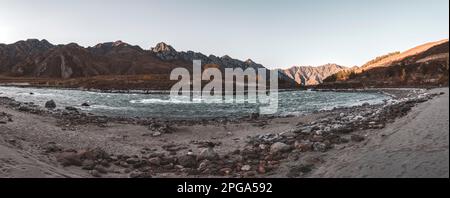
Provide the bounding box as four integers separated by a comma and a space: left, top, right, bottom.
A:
309, 88, 449, 178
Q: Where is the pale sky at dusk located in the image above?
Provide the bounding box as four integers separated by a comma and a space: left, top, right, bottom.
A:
0, 0, 448, 68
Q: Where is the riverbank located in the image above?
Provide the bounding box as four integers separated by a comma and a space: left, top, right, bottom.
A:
0, 88, 447, 178
308, 87, 449, 178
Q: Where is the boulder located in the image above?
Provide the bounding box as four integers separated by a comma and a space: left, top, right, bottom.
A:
148, 157, 161, 166
178, 155, 197, 168
56, 151, 83, 167
198, 148, 219, 161
270, 142, 291, 154
65, 106, 78, 111
126, 157, 140, 165
351, 134, 365, 142
250, 112, 260, 119
45, 100, 56, 109
82, 147, 110, 161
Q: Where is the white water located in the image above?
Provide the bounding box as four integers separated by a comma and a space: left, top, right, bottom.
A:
0, 86, 390, 119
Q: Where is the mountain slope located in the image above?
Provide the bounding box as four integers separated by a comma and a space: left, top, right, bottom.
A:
357, 39, 448, 72
321, 39, 449, 88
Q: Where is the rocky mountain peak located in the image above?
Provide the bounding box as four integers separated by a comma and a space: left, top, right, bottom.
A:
93, 40, 129, 48
26, 39, 52, 46
221, 55, 232, 59
90, 40, 143, 55
150, 42, 179, 61
3, 39, 54, 58
151, 42, 176, 53
14, 39, 54, 50
112, 40, 128, 47
65, 43, 83, 49
245, 59, 255, 64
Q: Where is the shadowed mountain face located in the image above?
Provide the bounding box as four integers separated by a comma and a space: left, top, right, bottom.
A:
0, 39, 54, 74
0, 39, 297, 89
321, 39, 449, 88
281, 64, 350, 86
0, 40, 193, 78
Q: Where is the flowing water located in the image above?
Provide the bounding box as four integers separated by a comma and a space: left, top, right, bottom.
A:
0, 86, 390, 119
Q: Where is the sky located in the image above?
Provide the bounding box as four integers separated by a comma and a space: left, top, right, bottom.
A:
0, 0, 448, 68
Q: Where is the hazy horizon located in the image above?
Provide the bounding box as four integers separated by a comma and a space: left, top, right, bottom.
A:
1, 0, 449, 68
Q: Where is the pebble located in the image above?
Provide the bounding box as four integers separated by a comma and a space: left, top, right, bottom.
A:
126, 157, 140, 165
302, 127, 313, 134
148, 157, 161, 166
351, 134, 365, 142
220, 168, 232, 176
177, 155, 197, 168
259, 144, 267, 150
197, 160, 210, 171
94, 165, 108, 174
257, 165, 266, 174
152, 132, 162, 137
89, 170, 102, 178
312, 142, 327, 152
294, 141, 313, 152
241, 165, 251, 171
65, 106, 78, 111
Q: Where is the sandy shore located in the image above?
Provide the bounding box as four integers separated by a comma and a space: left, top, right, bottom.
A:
0, 88, 448, 178
308, 88, 449, 178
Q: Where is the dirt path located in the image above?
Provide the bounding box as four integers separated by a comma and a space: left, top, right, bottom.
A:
309, 88, 449, 178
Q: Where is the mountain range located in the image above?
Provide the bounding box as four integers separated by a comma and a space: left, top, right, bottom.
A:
0, 39, 297, 89
280, 64, 351, 86
1, 39, 448, 89
278, 39, 449, 87
0, 39, 269, 78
